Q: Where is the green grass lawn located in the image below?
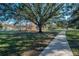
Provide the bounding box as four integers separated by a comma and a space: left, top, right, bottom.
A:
66, 30, 79, 56
0, 30, 59, 56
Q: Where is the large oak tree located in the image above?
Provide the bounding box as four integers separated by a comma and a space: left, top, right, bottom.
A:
17, 3, 63, 32
0, 3, 63, 32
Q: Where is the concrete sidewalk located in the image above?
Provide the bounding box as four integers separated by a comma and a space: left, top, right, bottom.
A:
39, 30, 73, 56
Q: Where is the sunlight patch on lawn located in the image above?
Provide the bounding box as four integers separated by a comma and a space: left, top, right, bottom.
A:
0, 44, 10, 47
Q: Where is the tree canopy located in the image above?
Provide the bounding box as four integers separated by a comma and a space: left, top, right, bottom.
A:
17, 3, 64, 32
0, 3, 79, 32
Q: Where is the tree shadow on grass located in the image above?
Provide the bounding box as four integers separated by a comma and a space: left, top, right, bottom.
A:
0, 31, 58, 56
67, 37, 79, 56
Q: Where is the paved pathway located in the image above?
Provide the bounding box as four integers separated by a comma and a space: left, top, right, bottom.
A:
39, 30, 73, 56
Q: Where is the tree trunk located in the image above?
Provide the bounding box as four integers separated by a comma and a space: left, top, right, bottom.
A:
39, 27, 42, 33
38, 24, 42, 33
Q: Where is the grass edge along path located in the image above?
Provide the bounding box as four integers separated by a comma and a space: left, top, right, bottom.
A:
66, 29, 79, 56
